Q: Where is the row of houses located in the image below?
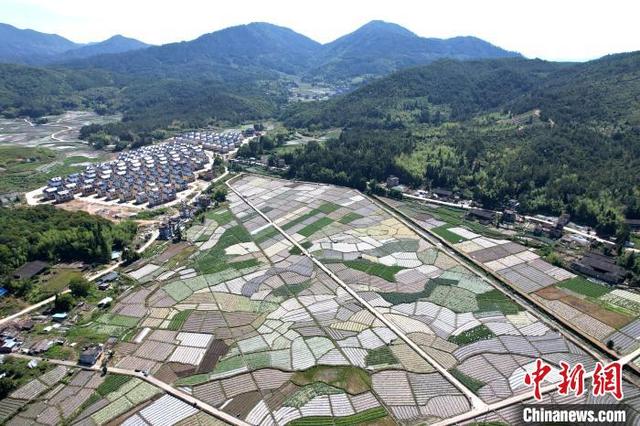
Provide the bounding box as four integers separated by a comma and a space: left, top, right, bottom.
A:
174, 130, 244, 154
43, 141, 209, 206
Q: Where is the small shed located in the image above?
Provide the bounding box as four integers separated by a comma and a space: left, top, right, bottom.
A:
79, 345, 103, 366
12, 261, 48, 280
51, 313, 68, 323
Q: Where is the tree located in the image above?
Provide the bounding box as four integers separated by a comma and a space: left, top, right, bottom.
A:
53, 293, 74, 313
213, 187, 227, 203
0, 377, 16, 399
69, 276, 91, 298
122, 246, 140, 265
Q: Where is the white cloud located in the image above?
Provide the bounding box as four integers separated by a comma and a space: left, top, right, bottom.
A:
1, 0, 639, 61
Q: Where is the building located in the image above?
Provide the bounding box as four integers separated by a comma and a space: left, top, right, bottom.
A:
12, 261, 48, 281
79, 345, 103, 366
431, 188, 453, 200
466, 208, 496, 224
386, 175, 400, 188
51, 313, 68, 323
502, 209, 517, 223
41, 140, 209, 207
28, 339, 53, 355
571, 251, 626, 284
556, 213, 571, 228
626, 219, 640, 231
0, 337, 20, 354
98, 297, 113, 308
174, 130, 244, 155
97, 272, 118, 290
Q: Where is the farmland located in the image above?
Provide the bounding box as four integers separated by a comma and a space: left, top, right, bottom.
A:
3, 174, 639, 425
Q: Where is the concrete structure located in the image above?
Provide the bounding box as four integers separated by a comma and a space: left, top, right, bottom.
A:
174, 130, 243, 154
386, 175, 400, 188
42, 141, 208, 207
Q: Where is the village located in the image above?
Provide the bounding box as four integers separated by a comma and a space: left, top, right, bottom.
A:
29, 128, 254, 210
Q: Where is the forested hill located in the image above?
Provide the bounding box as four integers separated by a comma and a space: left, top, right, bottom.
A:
62, 22, 321, 80
57, 21, 518, 82
281, 52, 640, 239
509, 52, 640, 125
284, 58, 566, 128
308, 20, 520, 81
0, 23, 78, 64
283, 52, 640, 129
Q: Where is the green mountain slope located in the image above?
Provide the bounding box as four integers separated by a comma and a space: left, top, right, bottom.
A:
63, 22, 321, 80
282, 52, 640, 238
0, 23, 79, 64
309, 20, 520, 81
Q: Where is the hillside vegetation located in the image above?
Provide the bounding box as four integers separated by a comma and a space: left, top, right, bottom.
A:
281, 52, 640, 239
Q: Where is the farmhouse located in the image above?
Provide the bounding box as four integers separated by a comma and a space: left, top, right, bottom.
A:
571, 251, 626, 284
12, 260, 48, 280
466, 208, 496, 224
79, 345, 103, 366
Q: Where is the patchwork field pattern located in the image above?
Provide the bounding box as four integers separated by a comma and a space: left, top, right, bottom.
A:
394, 201, 640, 357
229, 175, 640, 420
87, 182, 485, 425
4, 368, 225, 426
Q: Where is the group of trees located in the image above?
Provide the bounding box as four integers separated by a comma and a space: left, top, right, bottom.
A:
284, 129, 414, 191
0, 206, 137, 277
280, 53, 640, 239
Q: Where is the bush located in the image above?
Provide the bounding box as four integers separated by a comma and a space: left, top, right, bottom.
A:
69, 276, 91, 298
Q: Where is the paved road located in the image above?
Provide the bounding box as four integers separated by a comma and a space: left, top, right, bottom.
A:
0, 228, 159, 327
227, 177, 488, 410
11, 353, 249, 426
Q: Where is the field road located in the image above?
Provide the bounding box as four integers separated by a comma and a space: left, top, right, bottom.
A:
50, 124, 73, 142
370, 195, 640, 424
10, 353, 250, 426
226, 175, 489, 411
0, 228, 159, 327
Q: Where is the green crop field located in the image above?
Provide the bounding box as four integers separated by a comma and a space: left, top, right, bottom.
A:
195, 223, 256, 274
338, 212, 364, 224
282, 202, 341, 231
365, 346, 398, 366
344, 259, 404, 282
289, 407, 388, 426
448, 324, 495, 345
272, 280, 312, 298
431, 225, 466, 243
298, 217, 333, 237
167, 309, 193, 331
476, 290, 522, 315
97, 374, 131, 396
450, 368, 485, 393
557, 276, 611, 298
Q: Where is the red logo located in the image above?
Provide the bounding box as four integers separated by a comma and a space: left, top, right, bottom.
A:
524, 359, 623, 400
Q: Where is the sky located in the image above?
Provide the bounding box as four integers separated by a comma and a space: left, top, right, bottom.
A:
2, 0, 639, 62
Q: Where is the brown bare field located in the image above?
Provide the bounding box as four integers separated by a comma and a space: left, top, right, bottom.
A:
536, 286, 633, 329
58, 199, 140, 221
155, 242, 190, 264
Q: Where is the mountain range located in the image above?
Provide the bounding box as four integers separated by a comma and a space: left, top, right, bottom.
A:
0, 23, 150, 64
0, 21, 519, 81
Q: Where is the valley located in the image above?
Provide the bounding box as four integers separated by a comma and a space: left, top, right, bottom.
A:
0, 8, 639, 426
